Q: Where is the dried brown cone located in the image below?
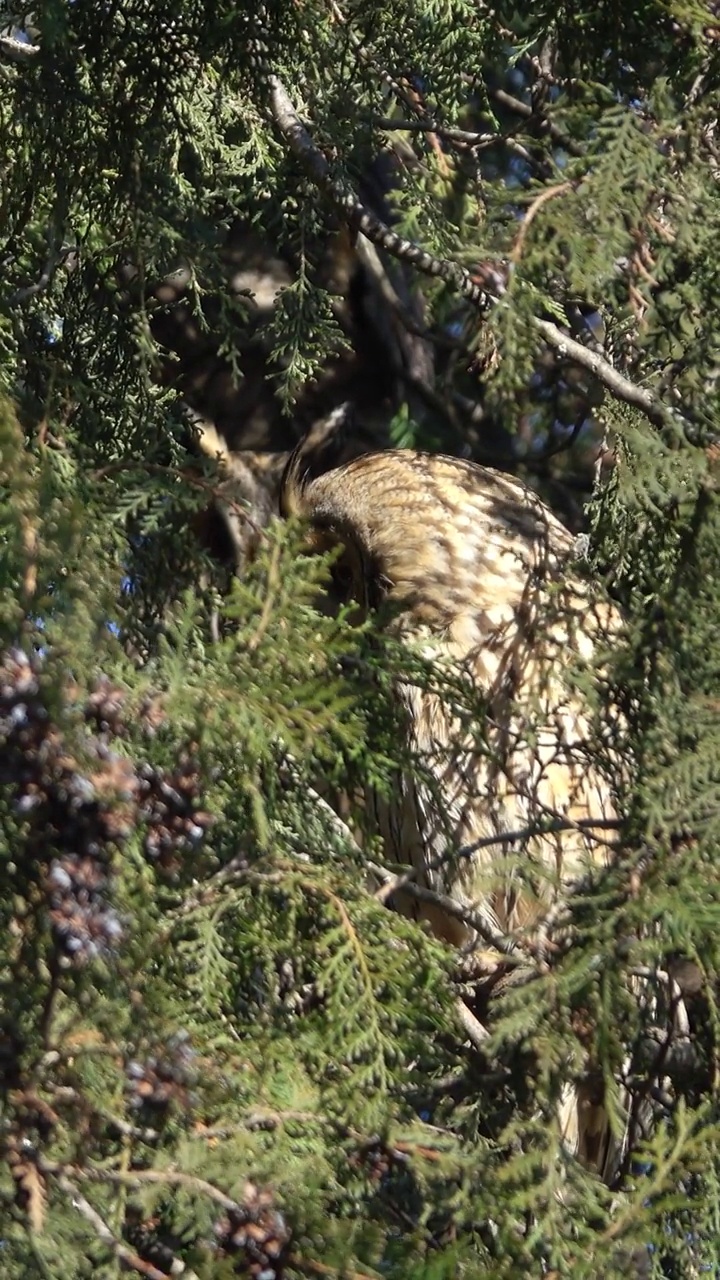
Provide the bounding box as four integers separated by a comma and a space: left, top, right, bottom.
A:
214, 1180, 291, 1279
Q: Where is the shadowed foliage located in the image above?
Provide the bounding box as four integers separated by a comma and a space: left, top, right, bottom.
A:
2, 2, 720, 1276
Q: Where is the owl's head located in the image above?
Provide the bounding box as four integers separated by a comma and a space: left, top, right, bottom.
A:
280, 438, 388, 619
281, 436, 578, 638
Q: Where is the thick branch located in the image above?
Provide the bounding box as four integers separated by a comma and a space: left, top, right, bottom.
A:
0, 34, 39, 63
267, 76, 492, 311
532, 318, 692, 439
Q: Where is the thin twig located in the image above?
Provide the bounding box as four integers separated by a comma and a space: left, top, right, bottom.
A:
246, 535, 282, 652
533, 412, 587, 462
174, 864, 286, 916
54, 1174, 178, 1280
188, 1108, 319, 1136
48, 1086, 161, 1143
377, 815, 621, 905
511, 181, 573, 264
8, 242, 74, 306
367, 858, 529, 962
54, 1160, 375, 1280
487, 85, 584, 157
373, 117, 497, 148
328, 0, 442, 130
44, 1160, 242, 1211
91, 459, 264, 538
532, 318, 699, 440
278, 758, 365, 854
293, 1255, 382, 1280
38, 951, 61, 1048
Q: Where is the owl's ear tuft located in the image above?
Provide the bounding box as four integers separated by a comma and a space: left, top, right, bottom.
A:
279, 445, 309, 519
280, 403, 355, 518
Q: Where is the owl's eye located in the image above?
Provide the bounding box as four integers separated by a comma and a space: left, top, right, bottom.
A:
332, 556, 356, 598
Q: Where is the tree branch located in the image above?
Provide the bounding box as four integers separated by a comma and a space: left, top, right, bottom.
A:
455, 998, 490, 1047
376, 815, 621, 909
266, 76, 492, 311
45, 1160, 242, 1211
372, 117, 498, 149
487, 85, 584, 157
7, 242, 74, 305
0, 34, 39, 64
14, 26, 702, 445
54, 1174, 181, 1280
367, 858, 531, 963
532, 318, 695, 439
90, 459, 264, 539
265, 74, 706, 446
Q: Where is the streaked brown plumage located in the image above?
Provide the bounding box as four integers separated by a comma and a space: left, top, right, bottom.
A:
192, 407, 386, 574
281, 446, 624, 1176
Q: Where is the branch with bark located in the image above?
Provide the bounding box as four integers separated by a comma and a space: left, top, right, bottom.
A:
0, 34, 39, 63
265, 74, 706, 447
5, 26, 706, 448
267, 76, 493, 312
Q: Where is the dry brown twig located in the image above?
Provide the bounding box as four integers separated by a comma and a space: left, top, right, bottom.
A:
510, 181, 573, 264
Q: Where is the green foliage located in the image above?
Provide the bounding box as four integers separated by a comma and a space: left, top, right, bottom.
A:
2, 0, 720, 1277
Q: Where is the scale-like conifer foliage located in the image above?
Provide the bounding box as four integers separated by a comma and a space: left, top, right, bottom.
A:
2, 2, 720, 1276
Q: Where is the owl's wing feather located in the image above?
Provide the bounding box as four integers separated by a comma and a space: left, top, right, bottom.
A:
283, 447, 626, 1178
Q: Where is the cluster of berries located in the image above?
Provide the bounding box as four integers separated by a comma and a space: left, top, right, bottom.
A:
126, 1031, 196, 1113
0, 650, 212, 964
214, 1180, 291, 1280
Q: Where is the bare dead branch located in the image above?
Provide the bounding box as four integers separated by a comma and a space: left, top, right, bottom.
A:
353, 235, 433, 339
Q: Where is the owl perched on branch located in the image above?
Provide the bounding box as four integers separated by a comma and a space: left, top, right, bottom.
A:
281, 444, 625, 1177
